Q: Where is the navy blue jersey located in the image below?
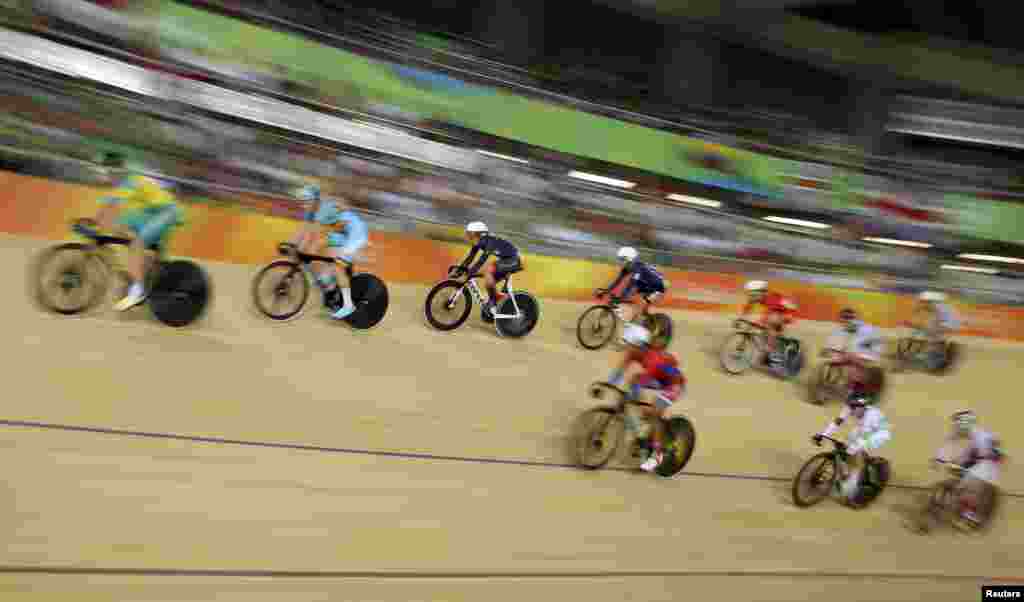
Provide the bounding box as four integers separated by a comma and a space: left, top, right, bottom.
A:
461, 233, 519, 274
610, 260, 665, 293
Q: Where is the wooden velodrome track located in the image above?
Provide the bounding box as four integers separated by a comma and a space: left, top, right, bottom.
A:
1, 233, 1021, 601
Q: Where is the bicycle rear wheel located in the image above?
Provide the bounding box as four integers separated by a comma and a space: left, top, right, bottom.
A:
148, 260, 210, 328
656, 416, 696, 477
344, 273, 389, 330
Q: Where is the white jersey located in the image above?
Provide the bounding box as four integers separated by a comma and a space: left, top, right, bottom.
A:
823, 405, 889, 440
937, 428, 1002, 467
825, 322, 884, 363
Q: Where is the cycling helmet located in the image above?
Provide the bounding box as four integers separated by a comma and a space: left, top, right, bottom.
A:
466, 221, 489, 234
100, 151, 125, 168
745, 280, 767, 293
621, 323, 650, 348
296, 184, 320, 201
617, 246, 638, 263
952, 410, 976, 433
920, 291, 946, 302
846, 392, 871, 410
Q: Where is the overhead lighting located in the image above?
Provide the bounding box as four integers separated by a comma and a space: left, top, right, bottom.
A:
477, 150, 529, 164
941, 264, 999, 274
862, 237, 933, 249
956, 253, 1024, 264
763, 216, 831, 229
666, 193, 721, 208
568, 170, 636, 189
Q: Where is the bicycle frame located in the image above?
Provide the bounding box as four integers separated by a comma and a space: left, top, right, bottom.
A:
456, 276, 522, 319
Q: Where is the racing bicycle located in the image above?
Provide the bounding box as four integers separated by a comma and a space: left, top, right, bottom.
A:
719, 319, 804, 379
32, 218, 211, 327
909, 460, 999, 534
251, 242, 389, 329
424, 265, 539, 338
576, 291, 673, 350
792, 435, 891, 509
807, 349, 885, 406
571, 381, 696, 478
894, 324, 961, 375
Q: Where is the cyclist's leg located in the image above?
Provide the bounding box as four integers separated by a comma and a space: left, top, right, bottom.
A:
961, 461, 998, 519
325, 231, 367, 318
618, 280, 638, 322
115, 205, 178, 309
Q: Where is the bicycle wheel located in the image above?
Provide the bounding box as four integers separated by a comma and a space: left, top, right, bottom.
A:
792, 452, 838, 507
32, 243, 109, 315
656, 416, 696, 477
808, 363, 841, 405
148, 260, 210, 328
647, 313, 674, 350
343, 273, 389, 330
719, 332, 755, 375
576, 305, 617, 350
251, 260, 310, 321
573, 406, 624, 469
851, 458, 890, 508
424, 280, 472, 331
495, 292, 540, 338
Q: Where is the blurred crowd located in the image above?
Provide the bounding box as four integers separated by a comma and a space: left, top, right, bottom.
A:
3, 0, 1024, 305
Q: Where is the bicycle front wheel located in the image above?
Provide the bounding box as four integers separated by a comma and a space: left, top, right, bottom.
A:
577, 305, 617, 350
572, 407, 624, 469
32, 243, 109, 315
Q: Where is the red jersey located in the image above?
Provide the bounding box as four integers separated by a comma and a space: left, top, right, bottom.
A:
625, 348, 685, 387
744, 291, 797, 317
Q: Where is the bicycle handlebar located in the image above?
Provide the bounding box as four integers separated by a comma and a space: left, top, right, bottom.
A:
734, 318, 765, 330
588, 381, 656, 408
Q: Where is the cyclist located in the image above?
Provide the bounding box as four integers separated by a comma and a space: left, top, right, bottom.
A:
91, 152, 184, 311
813, 393, 891, 504
456, 221, 522, 322
290, 184, 368, 320
934, 410, 1004, 525
824, 308, 885, 401
596, 247, 666, 324
607, 323, 686, 473
737, 280, 797, 366
912, 291, 960, 357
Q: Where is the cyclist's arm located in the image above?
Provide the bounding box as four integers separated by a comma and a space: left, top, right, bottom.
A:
605, 266, 630, 292
608, 349, 639, 387
459, 241, 483, 272
94, 180, 136, 231
821, 405, 852, 437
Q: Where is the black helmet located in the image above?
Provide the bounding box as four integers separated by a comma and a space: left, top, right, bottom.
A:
100, 151, 125, 168
846, 392, 871, 409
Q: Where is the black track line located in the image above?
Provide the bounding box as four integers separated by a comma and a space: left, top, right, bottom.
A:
2, 418, 1021, 498
0, 565, 1009, 581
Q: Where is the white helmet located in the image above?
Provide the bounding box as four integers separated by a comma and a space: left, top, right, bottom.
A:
621, 323, 650, 348
920, 291, 946, 302
745, 280, 767, 293
617, 247, 638, 263
466, 221, 489, 234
